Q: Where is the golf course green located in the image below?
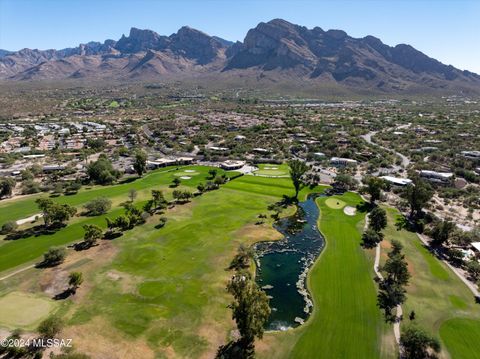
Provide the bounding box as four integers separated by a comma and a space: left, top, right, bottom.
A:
254, 163, 290, 177
280, 193, 388, 359
0, 166, 476, 358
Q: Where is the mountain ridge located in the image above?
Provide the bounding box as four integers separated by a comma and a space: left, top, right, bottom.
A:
1, 19, 479, 94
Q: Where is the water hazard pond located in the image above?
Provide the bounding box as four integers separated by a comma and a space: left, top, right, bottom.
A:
254, 194, 325, 331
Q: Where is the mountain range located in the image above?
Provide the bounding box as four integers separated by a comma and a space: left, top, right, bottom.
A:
1, 19, 479, 94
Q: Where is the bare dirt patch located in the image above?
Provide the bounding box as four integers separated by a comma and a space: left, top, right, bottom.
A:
62, 317, 155, 359
235, 223, 282, 245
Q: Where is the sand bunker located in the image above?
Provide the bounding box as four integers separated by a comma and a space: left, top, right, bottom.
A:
343, 206, 356, 216
180, 176, 191, 180
185, 170, 195, 173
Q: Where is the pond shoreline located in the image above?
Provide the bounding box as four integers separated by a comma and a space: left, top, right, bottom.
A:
254, 193, 325, 331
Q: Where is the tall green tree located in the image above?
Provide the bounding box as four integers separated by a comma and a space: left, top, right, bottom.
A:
151, 190, 167, 209
383, 240, 410, 286
402, 177, 433, 219
36, 198, 77, 227
226, 270, 271, 357
430, 220, 455, 246
378, 240, 410, 319
86, 154, 121, 185
361, 228, 384, 249
83, 224, 103, 247
288, 159, 308, 199
133, 150, 147, 177
400, 325, 441, 359
369, 206, 388, 233
362, 176, 386, 204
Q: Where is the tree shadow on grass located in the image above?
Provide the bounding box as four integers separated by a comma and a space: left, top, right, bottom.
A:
4, 223, 66, 241
216, 340, 252, 359
35, 260, 63, 269
53, 288, 73, 300
356, 201, 374, 213
103, 232, 123, 240
73, 241, 98, 251
118, 176, 138, 185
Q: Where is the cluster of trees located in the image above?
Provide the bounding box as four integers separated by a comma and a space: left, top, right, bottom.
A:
377, 240, 410, 321
143, 189, 168, 214
361, 176, 388, 204
106, 202, 145, 234
288, 159, 308, 199
36, 198, 77, 228
172, 190, 193, 203
401, 176, 434, 222
333, 172, 358, 192
217, 246, 270, 358
197, 175, 227, 193
361, 206, 387, 248
87, 154, 121, 185
133, 150, 147, 177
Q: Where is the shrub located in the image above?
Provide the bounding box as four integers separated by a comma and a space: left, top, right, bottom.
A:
43, 247, 67, 266
1, 220, 18, 234
83, 197, 111, 216
38, 316, 64, 338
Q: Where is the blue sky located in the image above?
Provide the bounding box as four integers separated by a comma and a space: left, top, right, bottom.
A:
1, 0, 479, 73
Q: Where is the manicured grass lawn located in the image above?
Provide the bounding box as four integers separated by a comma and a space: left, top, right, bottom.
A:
0, 167, 316, 357
0, 207, 124, 273
0, 165, 231, 224
67, 184, 287, 357
382, 208, 480, 358
440, 318, 480, 359
0, 291, 57, 329
0, 165, 232, 273
225, 175, 295, 197
254, 163, 290, 177
287, 193, 385, 359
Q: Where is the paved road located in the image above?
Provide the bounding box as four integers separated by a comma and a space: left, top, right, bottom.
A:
361, 131, 410, 170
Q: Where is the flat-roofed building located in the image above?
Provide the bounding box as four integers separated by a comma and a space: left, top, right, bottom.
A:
461, 151, 480, 160
43, 165, 66, 172
419, 170, 454, 184
330, 157, 358, 167
380, 176, 412, 186
221, 160, 246, 170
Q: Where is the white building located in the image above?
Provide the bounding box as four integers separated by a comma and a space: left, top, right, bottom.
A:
419, 170, 453, 184
380, 176, 412, 187
461, 151, 480, 160
221, 160, 246, 170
